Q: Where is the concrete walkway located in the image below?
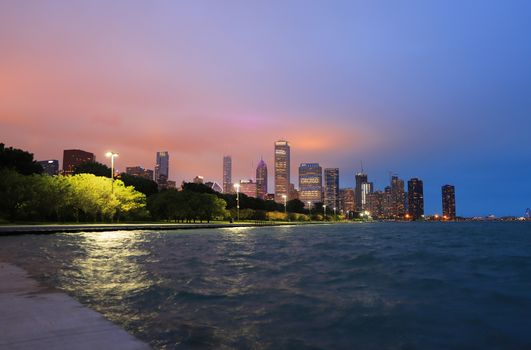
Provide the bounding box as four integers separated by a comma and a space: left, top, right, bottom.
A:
0, 263, 150, 350
0, 222, 291, 235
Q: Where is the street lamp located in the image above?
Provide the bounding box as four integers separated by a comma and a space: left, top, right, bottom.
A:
333, 207, 337, 219
282, 194, 287, 221
234, 183, 240, 221
323, 205, 326, 220
105, 152, 119, 193
308, 201, 312, 217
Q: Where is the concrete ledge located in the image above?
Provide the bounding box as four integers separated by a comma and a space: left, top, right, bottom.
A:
0, 263, 150, 350
0, 222, 295, 235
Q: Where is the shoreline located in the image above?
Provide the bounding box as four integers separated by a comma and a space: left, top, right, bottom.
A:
0, 262, 150, 350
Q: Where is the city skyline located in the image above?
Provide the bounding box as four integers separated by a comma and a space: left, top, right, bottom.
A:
1, 1, 530, 216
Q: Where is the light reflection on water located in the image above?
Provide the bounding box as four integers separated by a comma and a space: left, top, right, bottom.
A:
1, 223, 531, 349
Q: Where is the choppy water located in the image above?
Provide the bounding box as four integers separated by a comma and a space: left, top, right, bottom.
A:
1, 223, 531, 349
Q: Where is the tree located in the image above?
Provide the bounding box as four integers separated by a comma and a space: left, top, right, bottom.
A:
287, 199, 306, 213
74, 161, 111, 177
0, 143, 43, 175
119, 173, 158, 197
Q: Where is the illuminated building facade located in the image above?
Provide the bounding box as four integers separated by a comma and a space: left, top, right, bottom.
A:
361, 181, 373, 210
298, 163, 322, 206
367, 191, 385, 218
240, 179, 257, 198
38, 159, 59, 176
126, 166, 154, 180
63, 149, 95, 175
223, 155, 232, 194
340, 188, 355, 213
155, 151, 169, 187
274, 140, 290, 202
390, 175, 406, 218
442, 184, 456, 220
256, 158, 268, 199
324, 168, 339, 209
408, 178, 424, 220
355, 172, 368, 211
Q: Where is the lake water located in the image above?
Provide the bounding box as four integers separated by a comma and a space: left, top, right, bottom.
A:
1, 223, 530, 349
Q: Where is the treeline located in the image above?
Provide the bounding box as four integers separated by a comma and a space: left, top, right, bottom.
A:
0, 170, 147, 222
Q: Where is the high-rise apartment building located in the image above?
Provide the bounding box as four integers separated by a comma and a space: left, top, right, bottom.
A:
340, 188, 355, 214
223, 156, 232, 194
126, 166, 154, 180
390, 175, 406, 218
408, 178, 424, 220
63, 149, 95, 175
256, 158, 268, 199
155, 151, 169, 186
274, 140, 290, 202
367, 190, 385, 219
361, 181, 373, 211
355, 172, 368, 211
38, 160, 59, 176
298, 163, 322, 206
442, 185, 456, 220
324, 168, 339, 209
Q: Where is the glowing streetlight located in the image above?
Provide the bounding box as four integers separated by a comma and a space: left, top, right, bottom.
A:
308, 201, 312, 217
282, 194, 287, 221
333, 207, 337, 219
234, 183, 240, 221
323, 204, 327, 219
105, 152, 118, 193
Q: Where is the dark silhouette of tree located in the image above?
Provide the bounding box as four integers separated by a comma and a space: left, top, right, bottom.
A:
287, 199, 306, 213
74, 161, 111, 177
0, 143, 43, 175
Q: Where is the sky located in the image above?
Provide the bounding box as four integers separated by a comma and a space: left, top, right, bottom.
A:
1, 0, 530, 217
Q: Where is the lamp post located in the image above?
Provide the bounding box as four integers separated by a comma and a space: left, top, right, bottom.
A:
308, 201, 312, 217
333, 207, 336, 220
234, 183, 240, 221
323, 204, 326, 220
282, 194, 287, 221
105, 152, 119, 193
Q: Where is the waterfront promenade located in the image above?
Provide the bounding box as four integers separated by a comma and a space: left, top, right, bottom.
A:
0, 263, 150, 350
0, 222, 295, 235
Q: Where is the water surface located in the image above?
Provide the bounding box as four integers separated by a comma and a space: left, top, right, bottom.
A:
1, 223, 530, 349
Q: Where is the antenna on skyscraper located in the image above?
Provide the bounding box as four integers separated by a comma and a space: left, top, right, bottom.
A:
360, 160, 364, 173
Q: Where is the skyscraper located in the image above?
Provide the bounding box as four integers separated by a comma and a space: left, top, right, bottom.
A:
223, 156, 232, 194
256, 158, 268, 199
240, 179, 257, 198
340, 188, 355, 214
355, 172, 368, 212
63, 149, 95, 175
155, 151, 169, 186
126, 166, 154, 180
298, 163, 322, 206
361, 181, 373, 211
38, 159, 59, 176
274, 140, 290, 202
324, 168, 339, 209
442, 185, 456, 220
408, 178, 424, 220
391, 175, 406, 218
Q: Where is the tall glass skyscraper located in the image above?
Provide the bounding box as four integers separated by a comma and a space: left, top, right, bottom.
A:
408, 178, 424, 220
274, 140, 290, 203
391, 175, 406, 218
324, 168, 339, 209
299, 163, 322, 206
256, 158, 268, 199
442, 184, 456, 220
355, 172, 368, 211
155, 151, 169, 185
223, 155, 232, 194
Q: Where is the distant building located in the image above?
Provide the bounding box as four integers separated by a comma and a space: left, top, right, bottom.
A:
166, 180, 176, 189
324, 168, 339, 209
193, 176, 204, 184
289, 183, 299, 201
240, 179, 257, 198
38, 159, 59, 176
63, 149, 95, 175
442, 185, 456, 220
223, 156, 232, 194
367, 191, 385, 219
340, 188, 355, 214
355, 172, 368, 211
155, 151, 169, 186
265, 193, 275, 201
274, 140, 290, 202
299, 163, 322, 206
205, 181, 223, 193
361, 182, 373, 211
126, 166, 154, 180
408, 178, 424, 220
390, 176, 406, 218
256, 158, 268, 199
